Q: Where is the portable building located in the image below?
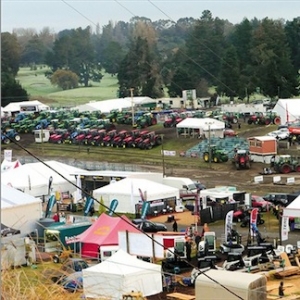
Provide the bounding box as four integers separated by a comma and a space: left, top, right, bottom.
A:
195, 269, 267, 300
1, 184, 42, 235
82, 249, 162, 299
248, 136, 277, 163
92, 178, 179, 214
221, 103, 266, 114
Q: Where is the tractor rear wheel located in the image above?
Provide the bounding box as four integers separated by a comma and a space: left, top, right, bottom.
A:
265, 119, 271, 125
213, 156, 219, 163
14, 135, 21, 141
295, 165, 300, 173
247, 119, 253, 125
203, 152, 210, 162
280, 164, 292, 174
273, 117, 281, 125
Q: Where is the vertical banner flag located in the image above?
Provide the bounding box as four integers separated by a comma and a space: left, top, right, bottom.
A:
48, 176, 53, 195
250, 208, 259, 236
281, 216, 289, 241
45, 194, 56, 218
84, 196, 94, 216
141, 202, 150, 220
75, 176, 82, 204
225, 210, 234, 242
108, 199, 119, 216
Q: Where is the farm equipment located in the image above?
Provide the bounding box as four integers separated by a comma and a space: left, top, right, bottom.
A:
273, 155, 300, 174
135, 113, 157, 128
232, 149, 251, 170
4, 129, 21, 142
49, 129, 70, 144
248, 112, 280, 125
163, 113, 182, 128
101, 130, 117, 146
137, 131, 162, 150
203, 146, 229, 163
222, 112, 239, 124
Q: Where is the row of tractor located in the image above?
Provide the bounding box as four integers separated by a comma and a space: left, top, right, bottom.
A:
48, 129, 162, 150
247, 112, 281, 125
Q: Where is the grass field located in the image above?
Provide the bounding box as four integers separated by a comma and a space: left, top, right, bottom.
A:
16, 67, 119, 106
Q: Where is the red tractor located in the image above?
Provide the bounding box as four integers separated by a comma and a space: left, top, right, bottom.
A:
232, 149, 251, 170
92, 129, 107, 146
101, 130, 117, 146
222, 112, 238, 124
110, 130, 128, 147
49, 129, 70, 144
163, 113, 182, 128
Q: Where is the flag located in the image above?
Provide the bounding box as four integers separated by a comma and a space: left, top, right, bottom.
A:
250, 208, 259, 236
45, 195, 56, 218
84, 196, 94, 216
108, 199, 119, 216
75, 176, 82, 204
281, 216, 289, 241
225, 210, 234, 242
48, 176, 53, 195
141, 202, 150, 219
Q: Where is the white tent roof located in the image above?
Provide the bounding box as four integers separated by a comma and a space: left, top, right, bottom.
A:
272, 98, 300, 125
1, 160, 85, 197
72, 97, 154, 113
93, 177, 179, 201
1, 184, 41, 209
83, 249, 162, 299
176, 117, 225, 130
3, 100, 50, 112
283, 195, 300, 217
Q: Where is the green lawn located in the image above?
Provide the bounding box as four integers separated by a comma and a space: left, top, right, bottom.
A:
16, 67, 119, 106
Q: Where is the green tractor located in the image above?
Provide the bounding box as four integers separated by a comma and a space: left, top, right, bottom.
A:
273, 155, 300, 174
203, 146, 229, 163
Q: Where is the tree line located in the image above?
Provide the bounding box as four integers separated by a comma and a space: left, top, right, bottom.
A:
2, 11, 300, 106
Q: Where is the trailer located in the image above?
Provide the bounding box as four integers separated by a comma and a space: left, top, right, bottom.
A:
221, 103, 267, 115
195, 269, 267, 300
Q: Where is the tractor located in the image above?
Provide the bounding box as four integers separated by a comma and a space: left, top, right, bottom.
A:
163, 113, 182, 128
232, 149, 251, 170
222, 112, 239, 124
273, 155, 300, 174
203, 146, 229, 163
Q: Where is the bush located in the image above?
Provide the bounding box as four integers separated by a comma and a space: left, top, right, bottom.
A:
50, 69, 79, 90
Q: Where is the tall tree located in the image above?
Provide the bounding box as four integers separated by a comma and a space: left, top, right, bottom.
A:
285, 17, 300, 72
250, 18, 298, 98
21, 35, 46, 65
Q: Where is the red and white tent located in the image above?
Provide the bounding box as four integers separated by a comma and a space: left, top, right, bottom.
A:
74, 213, 140, 258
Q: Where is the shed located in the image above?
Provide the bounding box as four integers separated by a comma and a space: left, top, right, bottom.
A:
247, 136, 277, 163
195, 269, 267, 300
82, 249, 162, 299
1, 184, 42, 235
1, 160, 85, 197
176, 117, 225, 138
272, 98, 300, 125
34, 129, 50, 143
92, 178, 179, 214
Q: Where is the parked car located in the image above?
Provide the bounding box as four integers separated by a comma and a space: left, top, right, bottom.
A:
262, 193, 289, 206
194, 181, 206, 191
267, 128, 289, 140
132, 219, 167, 233
251, 195, 272, 211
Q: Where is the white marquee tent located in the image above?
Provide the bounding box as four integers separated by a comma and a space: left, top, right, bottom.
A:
93, 177, 179, 213
272, 98, 300, 125
72, 97, 154, 113
176, 117, 225, 138
3, 100, 50, 114
1, 184, 42, 235
83, 249, 162, 299
283, 195, 300, 217
1, 160, 85, 197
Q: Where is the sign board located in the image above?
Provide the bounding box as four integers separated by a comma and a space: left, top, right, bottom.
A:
287, 177, 295, 184
273, 176, 281, 183
4, 150, 12, 162
254, 176, 263, 183
281, 216, 289, 241
161, 150, 176, 156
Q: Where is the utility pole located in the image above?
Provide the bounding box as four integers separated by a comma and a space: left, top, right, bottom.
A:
161, 135, 166, 177
130, 88, 135, 128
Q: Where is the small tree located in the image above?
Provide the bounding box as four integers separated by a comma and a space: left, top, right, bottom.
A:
50, 69, 79, 90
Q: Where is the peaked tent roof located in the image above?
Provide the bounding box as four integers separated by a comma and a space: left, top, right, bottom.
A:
1, 184, 41, 209
176, 117, 225, 130
283, 195, 300, 217
272, 98, 300, 125
74, 213, 140, 245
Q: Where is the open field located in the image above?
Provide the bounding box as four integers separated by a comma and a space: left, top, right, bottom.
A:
16, 67, 119, 106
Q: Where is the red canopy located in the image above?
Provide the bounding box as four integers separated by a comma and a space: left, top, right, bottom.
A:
75, 213, 139, 258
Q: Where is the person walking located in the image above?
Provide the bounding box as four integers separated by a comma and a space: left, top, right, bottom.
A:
185, 239, 192, 262
172, 220, 178, 232
278, 281, 285, 298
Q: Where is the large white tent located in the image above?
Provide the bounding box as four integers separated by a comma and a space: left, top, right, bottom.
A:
272, 98, 300, 125
72, 97, 154, 113
1, 184, 42, 235
3, 100, 50, 114
83, 249, 162, 299
176, 117, 225, 138
283, 195, 300, 217
1, 160, 85, 197
93, 177, 179, 213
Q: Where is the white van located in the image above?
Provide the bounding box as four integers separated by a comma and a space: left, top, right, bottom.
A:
162, 177, 197, 200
